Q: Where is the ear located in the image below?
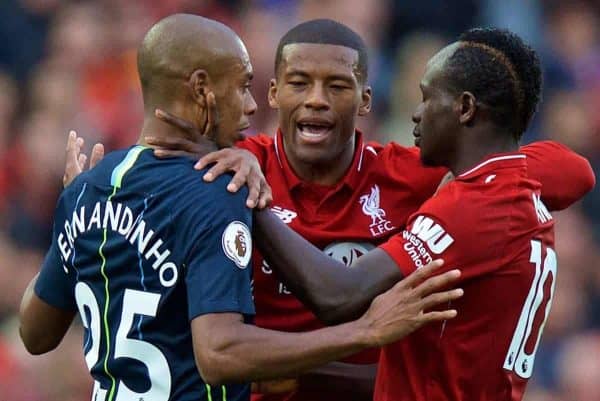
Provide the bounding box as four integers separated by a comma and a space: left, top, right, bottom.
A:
189, 69, 209, 107
358, 85, 372, 116
268, 78, 279, 109
458, 91, 476, 125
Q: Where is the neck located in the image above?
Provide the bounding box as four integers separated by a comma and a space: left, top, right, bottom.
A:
138, 108, 217, 154
449, 127, 519, 175
285, 137, 356, 187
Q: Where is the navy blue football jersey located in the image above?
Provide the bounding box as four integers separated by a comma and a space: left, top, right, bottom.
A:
35, 145, 255, 401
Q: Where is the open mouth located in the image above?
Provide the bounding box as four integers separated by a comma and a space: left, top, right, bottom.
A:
296, 121, 334, 143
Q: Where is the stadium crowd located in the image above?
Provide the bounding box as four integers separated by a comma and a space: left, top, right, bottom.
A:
0, 0, 598, 400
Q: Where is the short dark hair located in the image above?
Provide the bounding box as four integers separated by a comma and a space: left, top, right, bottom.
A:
443, 28, 542, 139
274, 19, 369, 83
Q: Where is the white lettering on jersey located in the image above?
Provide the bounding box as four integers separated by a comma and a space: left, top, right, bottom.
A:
271, 206, 297, 224
401, 230, 434, 269
359, 185, 396, 237
59, 201, 180, 287
532, 193, 552, 224
410, 215, 454, 254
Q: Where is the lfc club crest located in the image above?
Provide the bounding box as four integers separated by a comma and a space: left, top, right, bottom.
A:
359, 185, 396, 237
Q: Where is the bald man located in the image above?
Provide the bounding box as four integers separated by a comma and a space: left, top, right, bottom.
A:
19, 14, 463, 401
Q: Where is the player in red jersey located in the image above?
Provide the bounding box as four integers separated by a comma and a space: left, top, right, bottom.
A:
66, 21, 595, 401
249, 27, 586, 401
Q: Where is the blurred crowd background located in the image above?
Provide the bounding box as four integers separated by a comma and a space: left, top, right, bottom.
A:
0, 0, 598, 400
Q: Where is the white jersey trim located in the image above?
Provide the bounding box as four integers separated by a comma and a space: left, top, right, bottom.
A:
459, 154, 526, 178
274, 133, 283, 168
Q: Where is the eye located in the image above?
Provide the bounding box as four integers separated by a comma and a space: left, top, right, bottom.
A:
288, 80, 306, 87
330, 82, 351, 91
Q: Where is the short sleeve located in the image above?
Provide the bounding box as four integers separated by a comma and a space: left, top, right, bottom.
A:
379, 189, 507, 280
181, 181, 255, 321
34, 199, 77, 311
520, 141, 595, 211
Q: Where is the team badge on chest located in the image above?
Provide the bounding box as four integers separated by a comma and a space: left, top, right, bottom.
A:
359, 184, 396, 237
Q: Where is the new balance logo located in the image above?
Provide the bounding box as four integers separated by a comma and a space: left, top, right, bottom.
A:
410, 215, 454, 254
271, 206, 297, 224
532, 193, 552, 224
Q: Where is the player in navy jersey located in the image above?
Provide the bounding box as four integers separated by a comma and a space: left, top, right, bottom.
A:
35, 146, 255, 400
19, 13, 465, 401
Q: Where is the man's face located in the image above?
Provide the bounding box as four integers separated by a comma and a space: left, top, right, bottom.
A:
213, 49, 257, 148
412, 44, 459, 166
269, 43, 371, 167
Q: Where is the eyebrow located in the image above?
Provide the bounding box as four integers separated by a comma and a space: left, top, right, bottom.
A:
284, 70, 355, 83
327, 74, 355, 83
284, 70, 311, 79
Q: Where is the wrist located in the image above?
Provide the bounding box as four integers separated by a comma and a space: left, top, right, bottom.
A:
346, 317, 377, 349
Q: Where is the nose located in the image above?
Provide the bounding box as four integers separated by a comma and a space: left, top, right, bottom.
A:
412, 103, 423, 124
245, 92, 257, 116
304, 82, 329, 111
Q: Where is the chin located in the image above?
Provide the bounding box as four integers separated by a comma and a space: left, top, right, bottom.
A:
419, 151, 440, 167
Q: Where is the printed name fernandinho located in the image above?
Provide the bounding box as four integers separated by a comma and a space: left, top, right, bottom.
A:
58, 201, 178, 287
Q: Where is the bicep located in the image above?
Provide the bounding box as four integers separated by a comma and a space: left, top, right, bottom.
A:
190, 312, 244, 372
191, 313, 243, 348
20, 276, 76, 354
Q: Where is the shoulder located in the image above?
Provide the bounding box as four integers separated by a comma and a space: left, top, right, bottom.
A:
412, 183, 465, 223
363, 141, 421, 163
362, 141, 446, 187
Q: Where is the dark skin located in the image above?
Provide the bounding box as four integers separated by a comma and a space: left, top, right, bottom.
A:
269, 43, 371, 185
140, 43, 372, 194
414, 43, 518, 171
20, 15, 465, 387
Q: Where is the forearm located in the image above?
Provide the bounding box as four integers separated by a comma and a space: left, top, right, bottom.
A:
254, 209, 390, 323
194, 314, 371, 384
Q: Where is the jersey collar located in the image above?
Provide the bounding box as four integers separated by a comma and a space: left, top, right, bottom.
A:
274, 128, 367, 191
457, 152, 527, 181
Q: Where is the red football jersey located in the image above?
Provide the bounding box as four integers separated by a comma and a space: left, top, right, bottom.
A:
239, 131, 445, 335
377, 153, 556, 401
239, 130, 444, 401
